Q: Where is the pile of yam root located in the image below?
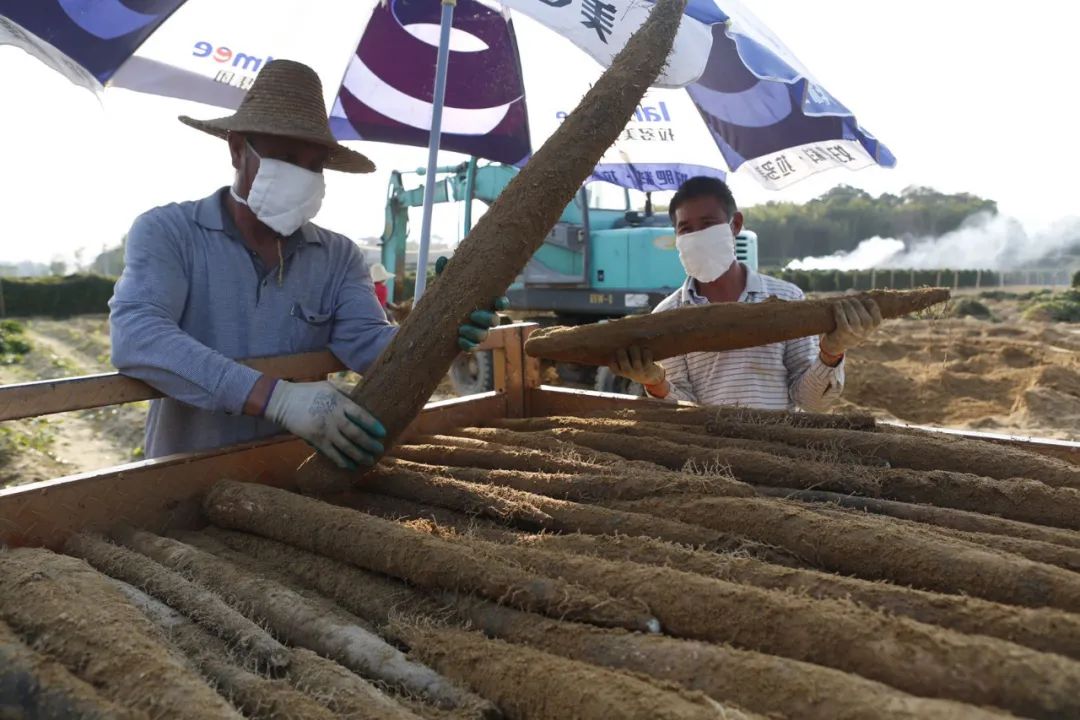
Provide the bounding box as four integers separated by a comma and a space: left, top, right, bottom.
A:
3, 404, 1080, 719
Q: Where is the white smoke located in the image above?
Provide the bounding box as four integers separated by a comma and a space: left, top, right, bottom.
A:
786, 212, 1080, 271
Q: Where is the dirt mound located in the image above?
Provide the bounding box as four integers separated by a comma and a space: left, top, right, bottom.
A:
839, 312, 1080, 440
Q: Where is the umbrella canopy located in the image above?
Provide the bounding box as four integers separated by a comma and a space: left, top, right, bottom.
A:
1, 0, 892, 192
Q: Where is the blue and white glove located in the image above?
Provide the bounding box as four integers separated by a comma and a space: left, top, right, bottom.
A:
434, 256, 511, 352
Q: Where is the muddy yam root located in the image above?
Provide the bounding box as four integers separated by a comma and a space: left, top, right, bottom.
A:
0, 618, 141, 720
447, 535, 1080, 720
448, 596, 1004, 720
705, 420, 1080, 488
204, 480, 659, 633
612, 496, 1080, 612
528, 532, 1080, 660
0, 547, 240, 719
293, 0, 688, 494
119, 583, 337, 720
587, 405, 878, 430
63, 531, 289, 671
398, 624, 756, 720
115, 526, 476, 710
524, 288, 950, 364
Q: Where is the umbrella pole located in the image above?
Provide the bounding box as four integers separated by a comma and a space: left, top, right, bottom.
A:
413, 0, 457, 302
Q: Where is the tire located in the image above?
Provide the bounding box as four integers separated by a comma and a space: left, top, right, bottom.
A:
449, 350, 495, 396
593, 366, 644, 397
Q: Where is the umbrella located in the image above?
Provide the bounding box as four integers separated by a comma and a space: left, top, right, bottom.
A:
1, 0, 893, 297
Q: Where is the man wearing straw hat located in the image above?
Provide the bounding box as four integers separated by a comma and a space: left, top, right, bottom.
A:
109, 59, 506, 470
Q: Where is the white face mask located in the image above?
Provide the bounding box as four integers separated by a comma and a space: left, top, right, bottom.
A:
230, 142, 325, 236
676, 222, 737, 283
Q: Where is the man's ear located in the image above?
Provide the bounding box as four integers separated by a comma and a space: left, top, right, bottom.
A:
731, 211, 745, 236
227, 132, 245, 171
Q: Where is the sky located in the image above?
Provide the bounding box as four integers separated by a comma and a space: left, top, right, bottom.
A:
2, 0, 1078, 267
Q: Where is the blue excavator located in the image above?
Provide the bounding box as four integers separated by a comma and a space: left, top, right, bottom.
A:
381, 158, 758, 395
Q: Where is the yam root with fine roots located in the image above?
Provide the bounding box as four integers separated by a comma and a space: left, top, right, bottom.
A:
388, 456, 744, 501
441, 533, 1080, 720
796, 499, 1080, 573
203, 480, 659, 633
703, 419, 1080, 488
752, 486, 1080, 550
207, 530, 998, 720
524, 288, 950, 365
114, 527, 476, 710
118, 583, 338, 720
359, 462, 782, 557
0, 547, 240, 719
0, 618, 141, 720
477, 418, 884, 467
293, 0, 688, 494
446, 596, 1007, 720
524, 532, 1080, 660
397, 623, 757, 720
611, 496, 1080, 612
586, 404, 878, 430
538, 426, 1080, 529
391, 442, 605, 475
335, 491, 520, 543
63, 531, 289, 672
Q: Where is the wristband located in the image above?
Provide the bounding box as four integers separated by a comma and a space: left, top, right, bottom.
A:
819, 348, 844, 365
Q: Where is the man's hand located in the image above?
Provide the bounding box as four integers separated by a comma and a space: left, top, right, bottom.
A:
820, 297, 883, 358
433, 256, 511, 352
263, 380, 386, 470
610, 346, 665, 387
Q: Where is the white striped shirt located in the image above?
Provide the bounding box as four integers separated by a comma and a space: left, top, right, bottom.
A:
651, 266, 844, 411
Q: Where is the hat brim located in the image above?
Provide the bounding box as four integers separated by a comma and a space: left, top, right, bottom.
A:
179, 115, 376, 174
371, 270, 395, 282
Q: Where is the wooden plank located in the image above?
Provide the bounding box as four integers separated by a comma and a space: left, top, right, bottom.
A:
0, 326, 520, 423
0, 351, 347, 422
0, 392, 508, 549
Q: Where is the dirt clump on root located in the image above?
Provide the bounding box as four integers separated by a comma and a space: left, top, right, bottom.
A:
0, 617, 141, 720
398, 623, 754, 720
613, 495, 1080, 612
527, 532, 1080, 660
0, 547, 239, 719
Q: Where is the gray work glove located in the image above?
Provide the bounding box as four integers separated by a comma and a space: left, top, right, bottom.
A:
609, 346, 665, 387
264, 380, 386, 470
819, 297, 884, 357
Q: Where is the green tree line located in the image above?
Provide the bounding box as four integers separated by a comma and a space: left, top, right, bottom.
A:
743, 185, 998, 268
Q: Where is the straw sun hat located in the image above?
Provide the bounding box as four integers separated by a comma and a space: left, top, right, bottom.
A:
179, 59, 375, 174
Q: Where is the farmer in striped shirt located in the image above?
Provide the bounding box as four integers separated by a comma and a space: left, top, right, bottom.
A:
610, 176, 882, 412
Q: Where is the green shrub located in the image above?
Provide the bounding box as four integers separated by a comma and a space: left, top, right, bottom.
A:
0, 274, 116, 317
1073, 269, 1080, 288
1023, 289, 1080, 322
950, 298, 993, 320
0, 320, 30, 363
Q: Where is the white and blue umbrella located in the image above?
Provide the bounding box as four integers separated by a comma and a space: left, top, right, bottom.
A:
1, 0, 893, 295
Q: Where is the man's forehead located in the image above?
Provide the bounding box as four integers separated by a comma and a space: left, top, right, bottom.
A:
676, 195, 728, 222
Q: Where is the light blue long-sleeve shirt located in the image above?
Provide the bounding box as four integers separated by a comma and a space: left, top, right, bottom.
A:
109, 188, 397, 458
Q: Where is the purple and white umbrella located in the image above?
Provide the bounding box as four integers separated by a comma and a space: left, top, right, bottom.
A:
1, 0, 894, 294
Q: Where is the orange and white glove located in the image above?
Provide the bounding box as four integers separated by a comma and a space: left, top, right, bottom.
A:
610, 346, 665, 387
820, 297, 883, 358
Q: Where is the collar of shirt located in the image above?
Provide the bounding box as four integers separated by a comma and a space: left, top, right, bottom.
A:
681, 263, 765, 306
195, 188, 322, 278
